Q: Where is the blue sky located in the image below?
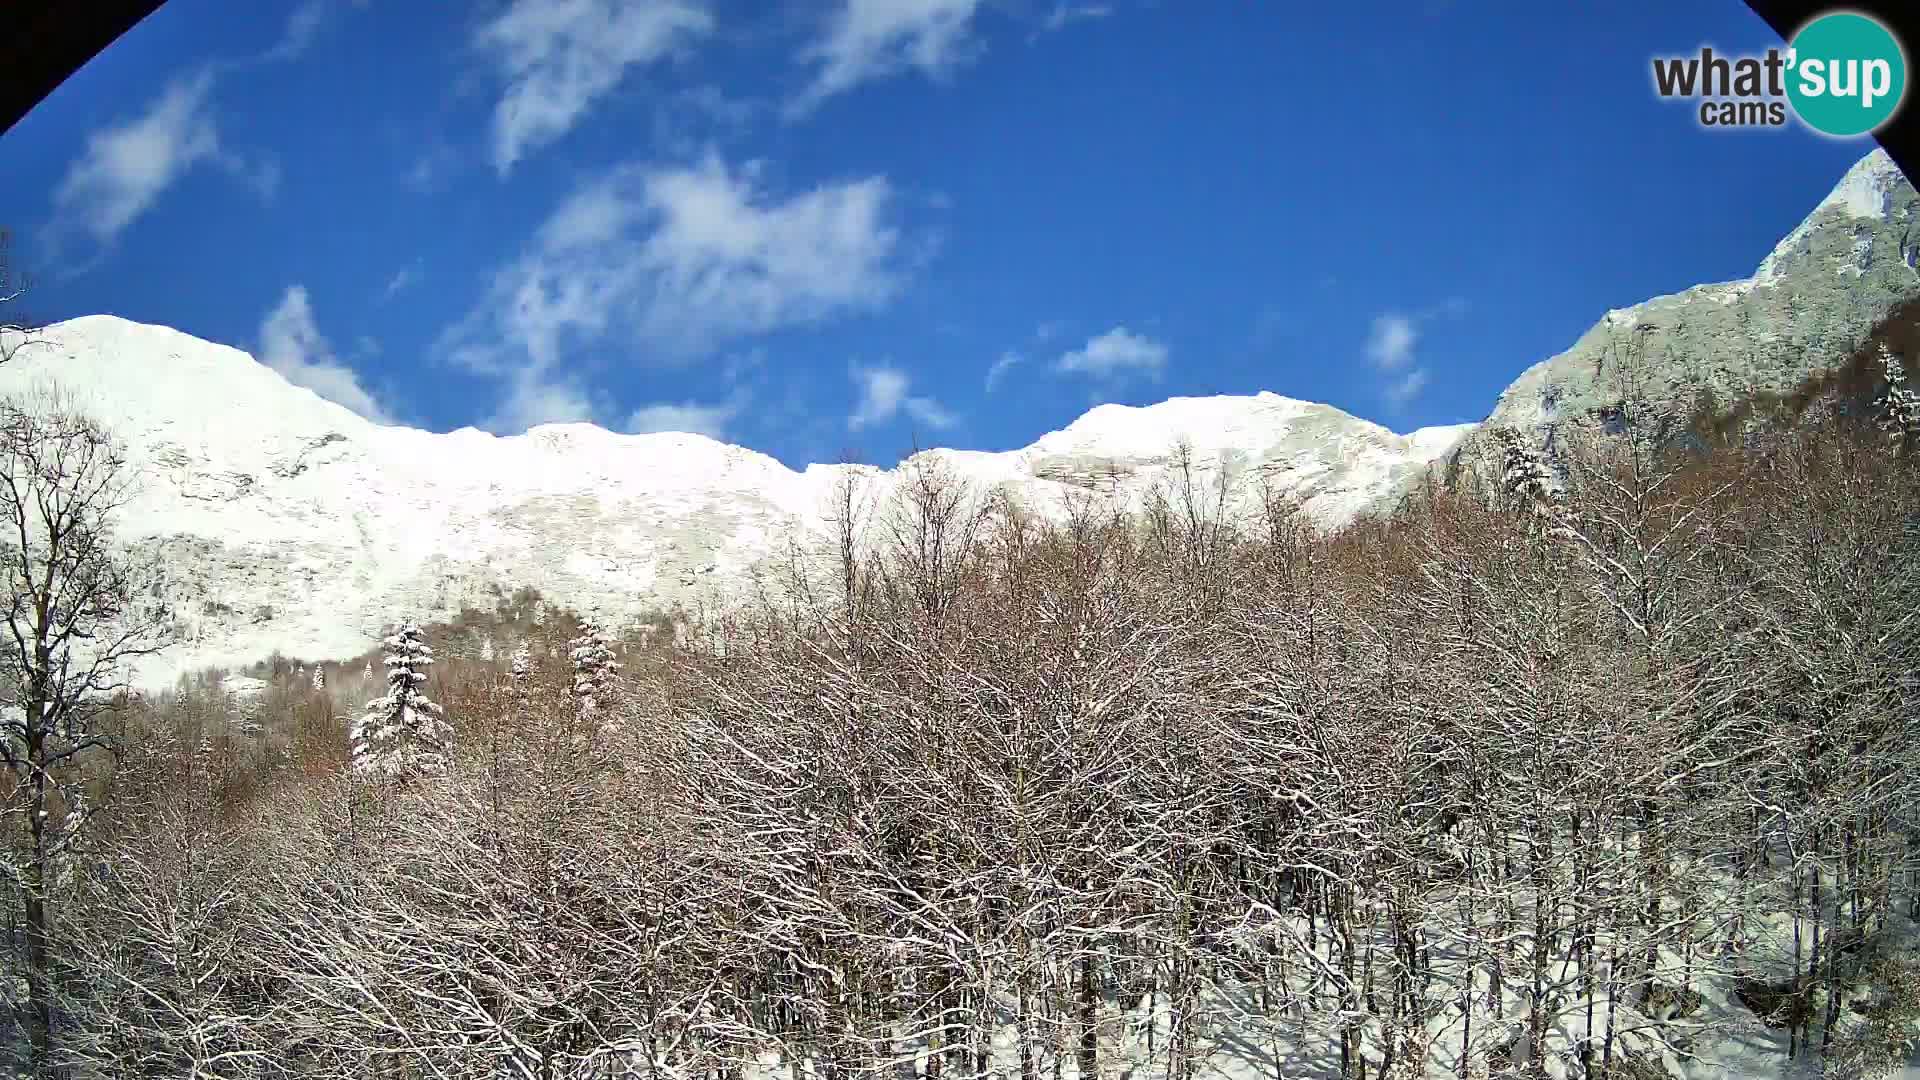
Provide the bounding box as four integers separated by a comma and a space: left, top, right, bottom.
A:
0, 0, 1887, 468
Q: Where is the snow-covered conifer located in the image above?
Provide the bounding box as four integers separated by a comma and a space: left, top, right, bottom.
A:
311, 666, 325, 693
350, 622, 452, 781
568, 620, 621, 720
1875, 345, 1920, 456
1495, 429, 1553, 511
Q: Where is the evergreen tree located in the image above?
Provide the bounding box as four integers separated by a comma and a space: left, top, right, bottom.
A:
568, 620, 621, 722
350, 622, 451, 780
510, 641, 531, 686
1496, 428, 1554, 513
1875, 345, 1920, 457
507, 642, 533, 718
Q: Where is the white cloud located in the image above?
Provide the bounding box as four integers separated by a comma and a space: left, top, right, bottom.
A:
794, 0, 983, 112
1383, 369, 1429, 408
442, 151, 911, 434
448, 151, 906, 377
261, 0, 329, 62
258, 286, 393, 423
50, 70, 273, 250
253, 0, 374, 63
1363, 301, 1465, 409
492, 372, 600, 432
626, 397, 741, 439
477, 0, 714, 175
1056, 326, 1168, 380
985, 349, 1022, 391
849, 365, 956, 431
1364, 313, 1417, 371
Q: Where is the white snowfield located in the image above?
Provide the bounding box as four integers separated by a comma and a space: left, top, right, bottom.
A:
0, 316, 1469, 688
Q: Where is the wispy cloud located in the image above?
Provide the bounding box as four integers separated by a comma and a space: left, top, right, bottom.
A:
792, 0, 984, 114
626, 396, 744, 439
258, 285, 394, 423
42, 3, 354, 268
1381, 367, 1429, 408
476, 0, 715, 175
1035, 2, 1112, 37
1056, 326, 1168, 381
849, 364, 956, 431
492, 373, 601, 432
1364, 298, 1466, 409
260, 0, 336, 62
1365, 313, 1418, 371
48, 70, 275, 257
403, 141, 462, 194
442, 150, 913, 433
382, 261, 423, 300
985, 349, 1023, 391
251, 0, 376, 64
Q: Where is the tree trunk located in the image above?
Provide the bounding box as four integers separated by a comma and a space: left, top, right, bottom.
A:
1077, 952, 1098, 1080
23, 719, 52, 1080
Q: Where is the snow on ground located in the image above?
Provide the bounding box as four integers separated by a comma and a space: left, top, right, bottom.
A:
701, 906, 1920, 1080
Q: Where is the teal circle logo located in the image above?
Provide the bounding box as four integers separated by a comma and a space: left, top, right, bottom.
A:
1786, 12, 1907, 136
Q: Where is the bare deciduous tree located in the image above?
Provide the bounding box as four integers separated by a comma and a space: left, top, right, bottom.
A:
0, 389, 170, 1074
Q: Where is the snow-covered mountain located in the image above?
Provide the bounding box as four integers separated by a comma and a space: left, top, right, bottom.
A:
3, 148, 1911, 687
1447, 148, 1920, 480
0, 315, 1468, 686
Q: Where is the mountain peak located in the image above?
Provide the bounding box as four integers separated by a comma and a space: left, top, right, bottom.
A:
1820, 147, 1905, 221
1756, 148, 1912, 282
1450, 145, 1920, 490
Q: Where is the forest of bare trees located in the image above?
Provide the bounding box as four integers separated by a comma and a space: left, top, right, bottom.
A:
3, 344, 1920, 1079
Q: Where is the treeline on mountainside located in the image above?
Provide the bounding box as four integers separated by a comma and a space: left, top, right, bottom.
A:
3, 319, 1920, 1078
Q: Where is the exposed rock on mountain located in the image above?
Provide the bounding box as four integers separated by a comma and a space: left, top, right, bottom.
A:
1447, 148, 1919, 483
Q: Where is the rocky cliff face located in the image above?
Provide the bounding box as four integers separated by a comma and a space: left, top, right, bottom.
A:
1446, 149, 1920, 481
0, 317, 1467, 687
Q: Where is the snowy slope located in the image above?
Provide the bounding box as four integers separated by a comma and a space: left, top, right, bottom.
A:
0, 317, 1464, 687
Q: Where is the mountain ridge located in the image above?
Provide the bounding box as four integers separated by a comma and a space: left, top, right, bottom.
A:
1447, 148, 1919, 482
0, 315, 1468, 688
4, 148, 1915, 688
